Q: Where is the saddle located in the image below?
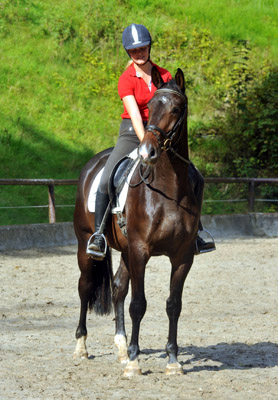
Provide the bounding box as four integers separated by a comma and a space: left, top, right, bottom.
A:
109, 156, 137, 197
87, 149, 140, 236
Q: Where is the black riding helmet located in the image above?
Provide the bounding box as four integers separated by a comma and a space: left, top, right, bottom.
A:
122, 24, 152, 52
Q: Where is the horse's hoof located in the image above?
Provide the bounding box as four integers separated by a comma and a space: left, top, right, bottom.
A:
73, 337, 88, 359
119, 354, 129, 364
123, 360, 142, 378
165, 362, 184, 375
73, 350, 88, 359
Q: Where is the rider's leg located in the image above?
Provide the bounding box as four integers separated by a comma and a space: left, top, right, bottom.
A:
87, 119, 140, 260
87, 190, 110, 258
189, 163, 216, 255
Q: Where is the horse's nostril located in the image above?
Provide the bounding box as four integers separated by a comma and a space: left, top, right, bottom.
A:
150, 147, 156, 159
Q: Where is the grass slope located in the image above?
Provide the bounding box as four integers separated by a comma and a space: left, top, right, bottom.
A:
0, 0, 277, 223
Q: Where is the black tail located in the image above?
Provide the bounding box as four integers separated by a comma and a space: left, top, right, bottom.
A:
89, 247, 113, 315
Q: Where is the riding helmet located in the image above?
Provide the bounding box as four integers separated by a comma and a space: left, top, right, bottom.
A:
122, 24, 152, 50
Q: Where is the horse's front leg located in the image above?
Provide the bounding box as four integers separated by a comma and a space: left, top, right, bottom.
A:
123, 249, 148, 377
165, 257, 193, 375
113, 253, 130, 363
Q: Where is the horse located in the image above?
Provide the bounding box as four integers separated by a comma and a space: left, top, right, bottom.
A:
73, 67, 200, 377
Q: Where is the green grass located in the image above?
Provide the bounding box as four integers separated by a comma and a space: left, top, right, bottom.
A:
0, 0, 277, 224
168, 0, 278, 56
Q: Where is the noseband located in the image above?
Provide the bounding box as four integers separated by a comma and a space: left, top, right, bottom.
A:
145, 88, 190, 164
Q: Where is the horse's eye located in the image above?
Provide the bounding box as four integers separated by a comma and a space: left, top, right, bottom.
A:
172, 107, 180, 115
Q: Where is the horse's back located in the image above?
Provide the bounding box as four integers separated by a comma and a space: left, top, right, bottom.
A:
78, 147, 113, 186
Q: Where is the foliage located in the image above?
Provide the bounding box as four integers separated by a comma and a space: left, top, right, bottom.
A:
192, 40, 278, 178
223, 67, 278, 177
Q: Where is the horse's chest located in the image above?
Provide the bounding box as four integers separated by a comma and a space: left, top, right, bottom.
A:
149, 203, 196, 240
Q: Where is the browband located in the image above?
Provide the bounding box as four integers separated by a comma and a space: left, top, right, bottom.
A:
154, 88, 186, 102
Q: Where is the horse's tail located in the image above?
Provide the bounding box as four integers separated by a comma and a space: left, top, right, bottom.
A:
89, 247, 113, 315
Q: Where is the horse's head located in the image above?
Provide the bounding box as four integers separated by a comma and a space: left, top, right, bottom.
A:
139, 67, 188, 165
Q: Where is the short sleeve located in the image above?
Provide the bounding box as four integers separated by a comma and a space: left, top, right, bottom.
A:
118, 72, 134, 99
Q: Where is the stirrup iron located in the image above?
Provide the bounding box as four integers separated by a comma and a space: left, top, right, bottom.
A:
86, 232, 107, 260
195, 228, 216, 255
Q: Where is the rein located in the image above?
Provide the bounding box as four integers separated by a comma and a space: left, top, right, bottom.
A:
128, 161, 154, 187
145, 88, 191, 165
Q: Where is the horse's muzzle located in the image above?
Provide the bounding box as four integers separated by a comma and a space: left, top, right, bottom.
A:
138, 141, 160, 165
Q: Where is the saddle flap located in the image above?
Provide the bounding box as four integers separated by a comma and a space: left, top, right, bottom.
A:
111, 157, 135, 192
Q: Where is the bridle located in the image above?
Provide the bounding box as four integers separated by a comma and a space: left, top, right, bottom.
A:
145, 88, 191, 164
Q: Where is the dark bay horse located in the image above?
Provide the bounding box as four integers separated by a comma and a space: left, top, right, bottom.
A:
73, 67, 199, 376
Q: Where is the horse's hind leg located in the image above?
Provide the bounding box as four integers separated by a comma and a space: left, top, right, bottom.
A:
113, 253, 130, 363
74, 242, 113, 359
165, 258, 193, 375
73, 246, 94, 359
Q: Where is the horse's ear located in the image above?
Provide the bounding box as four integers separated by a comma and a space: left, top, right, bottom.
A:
152, 66, 164, 89
175, 68, 185, 93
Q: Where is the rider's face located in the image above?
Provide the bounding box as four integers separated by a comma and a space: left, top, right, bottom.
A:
128, 45, 150, 65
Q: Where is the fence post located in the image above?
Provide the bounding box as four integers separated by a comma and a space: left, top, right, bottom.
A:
248, 180, 255, 212
48, 184, 56, 223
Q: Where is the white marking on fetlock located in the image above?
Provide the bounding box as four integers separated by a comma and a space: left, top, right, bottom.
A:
73, 336, 88, 359
114, 334, 129, 363
165, 362, 184, 375
123, 359, 142, 378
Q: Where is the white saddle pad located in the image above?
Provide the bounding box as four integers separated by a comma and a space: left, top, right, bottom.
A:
88, 148, 140, 213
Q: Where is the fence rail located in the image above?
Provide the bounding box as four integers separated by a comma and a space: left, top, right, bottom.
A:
1, 177, 278, 223
205, 177, 278, 213
0, 179, 78, 223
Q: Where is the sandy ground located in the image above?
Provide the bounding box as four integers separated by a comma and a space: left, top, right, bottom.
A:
0, 238, 278, 400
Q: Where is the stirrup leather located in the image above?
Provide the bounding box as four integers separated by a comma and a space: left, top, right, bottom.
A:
86, 232, 107, 259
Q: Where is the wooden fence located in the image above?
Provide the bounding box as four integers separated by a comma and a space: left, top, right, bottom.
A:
0, 179, 78, 224
1, 177, 278, 223
205, 177, 278, 213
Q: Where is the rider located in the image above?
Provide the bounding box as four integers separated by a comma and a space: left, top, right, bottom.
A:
87, 23, 215, 260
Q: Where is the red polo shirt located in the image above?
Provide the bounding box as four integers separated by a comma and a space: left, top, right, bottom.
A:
118, 62, 172, 121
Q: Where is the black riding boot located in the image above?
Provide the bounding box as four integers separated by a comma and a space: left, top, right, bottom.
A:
189, 163, 216, 255
86, 191, 110, 260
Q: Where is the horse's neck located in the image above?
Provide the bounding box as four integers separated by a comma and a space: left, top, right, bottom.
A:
153, 151, 190, 197
154, 127, 190, 197
174, 126, 189, 161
